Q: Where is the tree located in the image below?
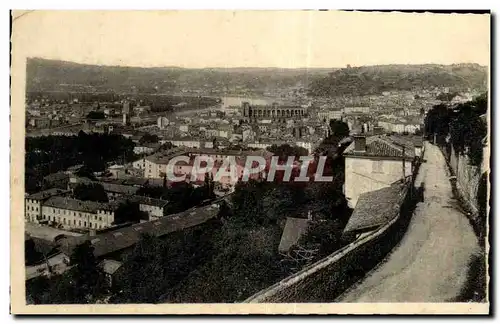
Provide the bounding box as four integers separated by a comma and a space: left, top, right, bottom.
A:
139, 133, 159, 144
114, 200, 148, 224
86, 111, 105, 119
449, 95, 487, 166
25, 238, 43, 266
436, 92, 458, 102
321, 120, 350, 147
70, 240, 106, 302
424, 104, 452, 143
298, 218, 349, 260
159, 141, 174, 151
204, 172, 215, 199
75, 165, 97, 180
268, 144, 308, 160
73, 183, 109, 202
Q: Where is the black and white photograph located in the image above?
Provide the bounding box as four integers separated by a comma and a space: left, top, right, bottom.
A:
10, 10, 490, 314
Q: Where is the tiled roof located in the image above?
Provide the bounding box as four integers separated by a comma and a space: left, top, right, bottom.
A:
43, 172, 70, 182
386, 135, 423, 149
343, 182, 408, 234
99, 182, 139, 195
27, 188, 69, 201
43, 196, 118, 213
344, 135, 415, 159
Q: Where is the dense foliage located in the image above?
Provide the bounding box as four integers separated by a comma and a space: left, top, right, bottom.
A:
113, 200, 149, 224
424, 93, 487, 166
139, 133, 159, 144
322, 120, 350, 147
112, 225, 219, 303
267, 144, 309, 159
25, 238, 44, 266
26, 241, 109, 304
86, 111, 105, 119
73, 183, 109, 203
25, 132, 136, 193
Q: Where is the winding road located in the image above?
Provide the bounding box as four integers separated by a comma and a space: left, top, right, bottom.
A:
338, 142, 480, 302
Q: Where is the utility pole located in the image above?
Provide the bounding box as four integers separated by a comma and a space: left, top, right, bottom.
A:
402, 146, 406, 180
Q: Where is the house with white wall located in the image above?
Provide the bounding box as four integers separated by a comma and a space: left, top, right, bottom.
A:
343, 135, 415, 208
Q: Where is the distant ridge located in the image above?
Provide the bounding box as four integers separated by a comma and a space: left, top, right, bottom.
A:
26, 57, 488, 95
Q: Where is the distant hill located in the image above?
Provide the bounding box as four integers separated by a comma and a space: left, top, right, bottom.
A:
26, 58, 487, 97
308, 64, 488, 97
26, 58, 332, 94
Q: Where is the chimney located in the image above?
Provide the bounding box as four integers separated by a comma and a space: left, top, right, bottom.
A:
353, 136, 366, 152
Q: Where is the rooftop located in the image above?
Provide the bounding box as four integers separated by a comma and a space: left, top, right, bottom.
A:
59, 202, 221, 258
343, 135, 415, 159
43, 171, 70, 183
343, 182, 408, 234
124, 195, 169, 208
43, 196, 118, 213
99, 259, 123, 275
278, 217, 310, 253
99, 182, 139, 195
26, 188, 69, 201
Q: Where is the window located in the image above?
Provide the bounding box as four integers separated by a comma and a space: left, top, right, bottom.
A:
84, 221, 86, 226
74, 220, 76, 225
79, 213, 82, 217
90, 222, 92, 228
63, 218, 66, 224
372, 160, 384, 173
79, 220, 81, 226
99, 217, 102, 221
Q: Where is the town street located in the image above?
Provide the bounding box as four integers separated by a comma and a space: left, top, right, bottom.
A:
338, 142, 481, 302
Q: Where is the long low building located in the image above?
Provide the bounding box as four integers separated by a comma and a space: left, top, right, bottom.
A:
59, 201, 222, 259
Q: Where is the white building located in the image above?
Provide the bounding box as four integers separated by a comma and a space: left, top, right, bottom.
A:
343, 106, 370, 114
157, 117, 169, 129
343, 136, 414, 208
40, 196, 116, 230
127, 195, 169, 220
25, 188, 70, 223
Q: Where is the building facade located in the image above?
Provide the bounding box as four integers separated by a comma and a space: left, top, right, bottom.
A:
39, 196, 116, 230
241, 102, 307, 122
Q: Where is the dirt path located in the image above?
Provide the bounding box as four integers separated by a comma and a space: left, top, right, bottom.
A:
338, 142, 480, 302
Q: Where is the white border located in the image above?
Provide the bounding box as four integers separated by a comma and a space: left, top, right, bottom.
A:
3, 2, 497, 323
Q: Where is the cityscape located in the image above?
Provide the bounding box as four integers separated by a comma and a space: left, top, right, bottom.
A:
15, 10, 490, 313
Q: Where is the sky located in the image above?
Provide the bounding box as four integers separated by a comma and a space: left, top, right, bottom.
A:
12, 10, 490, 68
